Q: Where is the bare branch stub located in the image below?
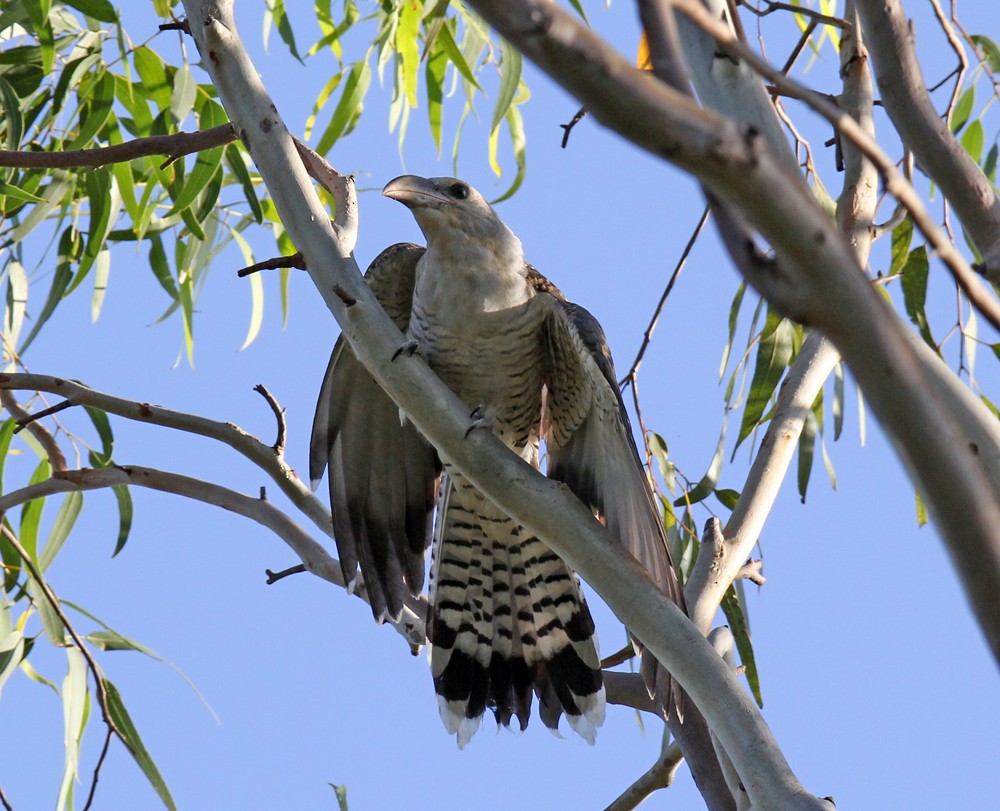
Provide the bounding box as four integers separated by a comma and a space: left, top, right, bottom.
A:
559, 106, 588, 149
253, 383, 287, 456
237, 252, 306, 278
265, 564, 307, 584
158, 19, 191, 35
600, 643, 637, 669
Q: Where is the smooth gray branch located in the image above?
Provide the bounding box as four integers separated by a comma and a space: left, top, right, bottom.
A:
855, 0, 1000, 281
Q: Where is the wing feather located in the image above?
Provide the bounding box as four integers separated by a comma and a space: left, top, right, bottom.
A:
541, 295, 685, 717
309, 243, 441, 622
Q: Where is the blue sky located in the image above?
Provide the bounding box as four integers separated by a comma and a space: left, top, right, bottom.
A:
2, 2, 999, 809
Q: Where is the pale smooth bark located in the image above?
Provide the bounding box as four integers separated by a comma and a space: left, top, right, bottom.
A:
855, 0, 1000, 281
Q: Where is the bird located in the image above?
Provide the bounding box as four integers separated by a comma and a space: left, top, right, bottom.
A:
310, 175, 683, 747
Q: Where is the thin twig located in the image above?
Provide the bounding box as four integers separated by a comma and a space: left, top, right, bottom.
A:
0, 781, 13, 811
600, 643, 637, 669
12, 398, 74, 432
737, 0, 848, 28
82, 728, 115, 811
253, 384, 287, 456
560, 106, 588, 148
604, 741, 686, 811
1, 390, 67, 473
621, 205, 711, 386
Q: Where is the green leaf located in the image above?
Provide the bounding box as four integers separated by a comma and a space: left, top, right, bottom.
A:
67, 71, 115, 149
984, 143, 998, 183
490, 82, 529, 203
951, 85, 974, 133
0, 180, 44, 205
797, 400, 818, 502
492, 39, 522, 136
5, 260, 28, 350
714, 488, 740, 510
169, 64, 197, 124
20, 459, 52, 562
676, 420, 727, 507
0, 624, 25, 697
436, 20, 482, 91
425, 38, 447, 154
721, 583, 762, 707
103, 679, 177, 811
40, 492, 83, 572
316, 56, 371, 155
111, 484, 134, 556
397, 0, 420, 108
133, 46, 171, 113
889, 217, 912, 276
962, 119, 984, 163
19, 228, 78, 354
971, 34, 1000, 73
720, 281, 747, 382
148, 233, 179, 300
56, 646, 89, 811
0, 76, 23, 150
83, 405, 114, 466
91, 248, 111, 322
64, 0, 118, 22
900, 245, 934, 346
266, 0, 303, 63
915, 490, 928, 527
224, 144, 263, 223
0, 419, 15, 496
737, 313, 794, 448
647, 432, 676, 494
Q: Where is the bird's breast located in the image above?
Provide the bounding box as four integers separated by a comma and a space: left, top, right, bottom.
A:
409, 297, 550, 450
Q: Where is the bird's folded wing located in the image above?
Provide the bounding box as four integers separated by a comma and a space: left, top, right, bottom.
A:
541, 298, 683, 607
309, 243, 441, 622
541, 297, 685, 718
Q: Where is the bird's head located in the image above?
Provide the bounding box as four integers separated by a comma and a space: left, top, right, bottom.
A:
383, 175, 517, 253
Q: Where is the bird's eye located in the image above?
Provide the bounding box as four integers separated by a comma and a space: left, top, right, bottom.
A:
448, 182, 469, 200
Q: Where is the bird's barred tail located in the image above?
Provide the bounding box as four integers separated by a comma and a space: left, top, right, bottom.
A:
427, 480, 605, 748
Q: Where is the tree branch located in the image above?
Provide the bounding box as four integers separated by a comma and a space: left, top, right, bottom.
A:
854, 0, 1000, 281
0, 374, 332, 542
0, 463, 425, 648
0, 124, 237, 169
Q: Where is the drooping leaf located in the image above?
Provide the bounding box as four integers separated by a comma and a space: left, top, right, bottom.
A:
951, 85, 974, 133
962, 119, 984, 164
103, 679, 178, 811
111, 484, 134, 556
316, 56, 371, 155
721, 582, 762, 707
737, 313, 795, 448
64, 0, 118, 23
889, 217, 912, 276
676, 420, 727, 506
971, 34, 1000, 73
56, 646, 89, 811
900, 245, 934, 346
39, 492, 83, 572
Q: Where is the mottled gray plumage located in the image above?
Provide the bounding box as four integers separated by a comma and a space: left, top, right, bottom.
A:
310, 175, 683, 746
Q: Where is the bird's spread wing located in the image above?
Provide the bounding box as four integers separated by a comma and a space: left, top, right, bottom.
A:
310, 243, 441, 623
540, 293, 685, 715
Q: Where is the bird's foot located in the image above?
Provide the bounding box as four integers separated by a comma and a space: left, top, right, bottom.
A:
391, 339, 420, 361
464, 404, 493, 438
